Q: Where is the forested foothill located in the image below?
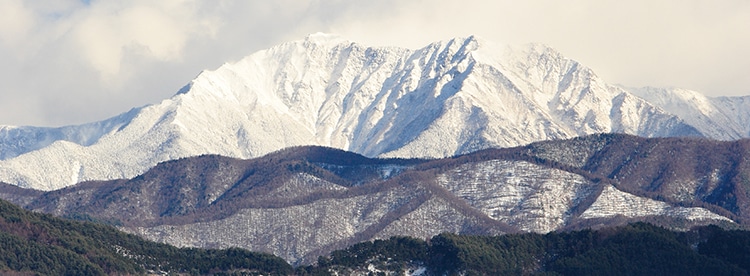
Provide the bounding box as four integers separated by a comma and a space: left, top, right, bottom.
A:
4, 134, 750, 274
301, 223, 750, 275
0, 198, 292, 275
4, 188, 750, 275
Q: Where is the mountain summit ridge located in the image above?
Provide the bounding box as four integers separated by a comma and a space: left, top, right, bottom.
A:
0, 34, 745, 190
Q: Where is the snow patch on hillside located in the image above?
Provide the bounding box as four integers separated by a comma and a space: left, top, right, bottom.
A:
437, 160, 599, 233
581, 185, 732, 222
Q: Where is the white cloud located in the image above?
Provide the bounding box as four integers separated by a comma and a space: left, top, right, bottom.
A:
62, 0, 220, 79
0, 0, 30, 39
0, 0, 749, 126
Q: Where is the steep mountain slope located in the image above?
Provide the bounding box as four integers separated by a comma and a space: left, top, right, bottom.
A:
0, 34, 715, 190
1, 135, 741, 265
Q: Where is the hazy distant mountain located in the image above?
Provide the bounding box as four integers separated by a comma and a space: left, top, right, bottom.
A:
626, 86, 750, 140
2, 134, 743, 265
5, 33, 746, 190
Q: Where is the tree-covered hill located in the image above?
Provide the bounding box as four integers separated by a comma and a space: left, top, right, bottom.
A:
0, 198, 293, 275
301, 223, 750, 275
4, 191, 750, 276
3, 134, 750, 267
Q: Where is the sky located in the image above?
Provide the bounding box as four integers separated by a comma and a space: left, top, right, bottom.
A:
0, 0, 748, 127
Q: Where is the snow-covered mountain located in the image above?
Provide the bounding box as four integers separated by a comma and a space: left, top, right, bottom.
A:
626, 86, 750, 140
0, 33, 745, 190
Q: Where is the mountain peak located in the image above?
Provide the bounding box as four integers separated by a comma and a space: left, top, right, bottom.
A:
449, 34, 479, 44
0, 34, 746, 190
303, 32, 350, 47
428, 35, 482, 52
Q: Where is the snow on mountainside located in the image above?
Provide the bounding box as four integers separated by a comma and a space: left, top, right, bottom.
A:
0, 33, 741, 190
626, 86, 750, 139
